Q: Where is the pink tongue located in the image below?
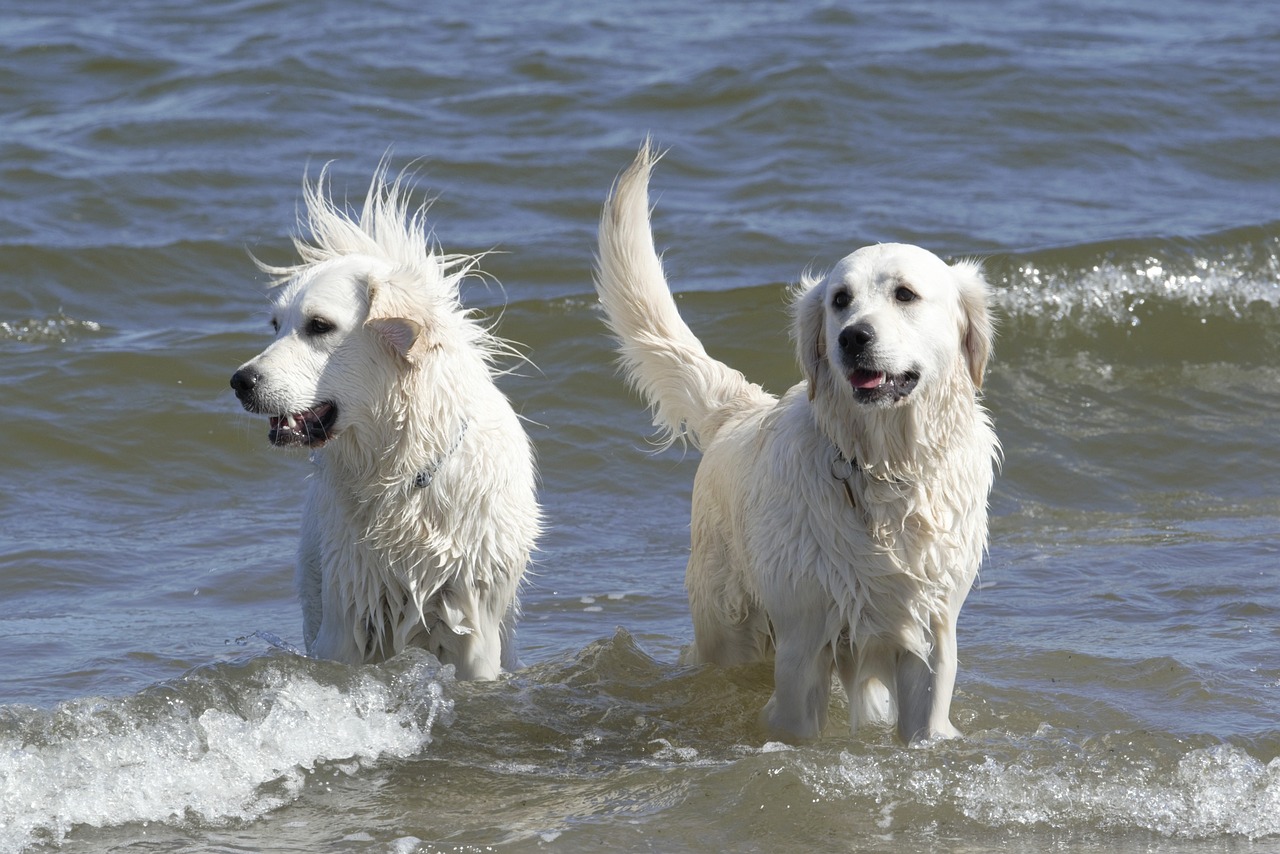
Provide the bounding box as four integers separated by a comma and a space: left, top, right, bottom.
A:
850, 370, 885, 389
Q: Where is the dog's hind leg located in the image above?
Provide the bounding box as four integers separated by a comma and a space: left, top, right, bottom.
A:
684, 521, 770, 666
839, 639, 893, 733
843, 638, 897, 732
686, 598, 768, 666
440, 588, 510, 680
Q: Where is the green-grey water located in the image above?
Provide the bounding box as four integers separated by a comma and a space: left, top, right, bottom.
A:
2, 1, 1280, 851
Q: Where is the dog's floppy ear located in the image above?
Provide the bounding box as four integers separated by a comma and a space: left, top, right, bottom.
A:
367, 316, 423, 360
793, 274, 829, 401
950, 259, 993, 388
365, 276, 428, 363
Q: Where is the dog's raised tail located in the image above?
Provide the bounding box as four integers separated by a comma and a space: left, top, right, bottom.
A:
594, 142, 772, 450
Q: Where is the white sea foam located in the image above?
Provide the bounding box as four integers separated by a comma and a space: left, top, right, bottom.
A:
953, 744, 1280, 838
995, 243, 1280, 327
0, 654, 450, 853
802, 740, 1280, 840
0, 313, 102, 344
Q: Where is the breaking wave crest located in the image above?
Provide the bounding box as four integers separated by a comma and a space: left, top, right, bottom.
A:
0, 650, 451, 853
2, 633, 1278, 851
991, 225, 1280, 332
0, 313, 102, 344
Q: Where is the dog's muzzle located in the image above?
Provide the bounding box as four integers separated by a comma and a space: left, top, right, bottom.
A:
230, 368, 340, 448
836, 323, 920, 405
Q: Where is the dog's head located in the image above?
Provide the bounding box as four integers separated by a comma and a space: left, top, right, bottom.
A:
230, 256, 441, 448
230, 164, 485, 450
795, 243, 992, 409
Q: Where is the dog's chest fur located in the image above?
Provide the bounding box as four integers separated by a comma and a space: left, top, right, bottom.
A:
309, 461, 465, 652
303, 420, 533, 663
725, 379, 994, 657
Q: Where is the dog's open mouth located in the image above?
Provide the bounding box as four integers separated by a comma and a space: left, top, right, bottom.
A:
268, 402, 339, 447
848, 369, 920, 404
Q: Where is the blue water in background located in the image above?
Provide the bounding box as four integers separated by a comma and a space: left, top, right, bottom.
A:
2, 1, 1279, 850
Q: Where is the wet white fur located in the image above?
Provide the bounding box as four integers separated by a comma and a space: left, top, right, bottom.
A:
594, 143, 998, 742
236, 165, 539, 679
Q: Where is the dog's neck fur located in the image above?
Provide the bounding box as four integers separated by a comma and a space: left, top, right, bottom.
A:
319, 355, 482, 496
413, 418, 469, 488
811, 355, 980, 484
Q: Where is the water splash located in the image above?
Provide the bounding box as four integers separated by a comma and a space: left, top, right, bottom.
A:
992, 230, 1280, 330
0, 313, 102, 344
800, 733, 1280, 840
0, 651, 451, 853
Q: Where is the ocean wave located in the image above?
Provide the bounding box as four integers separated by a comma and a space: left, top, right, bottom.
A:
0, 650, 450, 854
991, 225, 1280, 331
3, 633, 1278, 850
0, 313, 102, 344
800, 731, 1280, 840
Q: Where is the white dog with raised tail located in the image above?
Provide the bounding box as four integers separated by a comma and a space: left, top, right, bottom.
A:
594, 142, 999, 743
231, 164, 539, 680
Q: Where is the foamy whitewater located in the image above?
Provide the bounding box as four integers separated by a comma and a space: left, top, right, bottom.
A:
0, 651, 451, 851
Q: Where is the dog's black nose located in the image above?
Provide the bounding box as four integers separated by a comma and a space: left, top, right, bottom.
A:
837, 322, 875, 355
230, 367, 260, 399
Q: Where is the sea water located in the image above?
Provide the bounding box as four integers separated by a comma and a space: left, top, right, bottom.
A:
2, 1, 1279, 850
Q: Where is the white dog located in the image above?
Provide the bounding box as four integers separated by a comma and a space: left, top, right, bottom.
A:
594, 143, 998, 742
231, 165, 539, 680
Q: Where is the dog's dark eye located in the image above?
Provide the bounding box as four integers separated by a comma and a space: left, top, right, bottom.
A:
831, 291, 851, 310
894, 286, 918, 304
305, 317, 336, 336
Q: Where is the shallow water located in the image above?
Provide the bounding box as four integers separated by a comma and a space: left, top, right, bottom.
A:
2, 1, 1280, 851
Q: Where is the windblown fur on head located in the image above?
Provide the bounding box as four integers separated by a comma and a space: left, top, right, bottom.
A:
254, 160, 513, 366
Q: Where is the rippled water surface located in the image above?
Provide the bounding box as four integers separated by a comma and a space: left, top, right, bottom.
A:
2, 1, 1279, 851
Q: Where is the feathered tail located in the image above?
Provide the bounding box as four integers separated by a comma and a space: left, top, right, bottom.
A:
593, 141, 772, 449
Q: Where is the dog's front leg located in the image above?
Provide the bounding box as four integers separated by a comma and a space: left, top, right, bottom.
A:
451, 623, 503, 680
762, 615, 838, 741
296, 510, 324, 653
436, 586, 509, 680
894, 618, 961, 744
